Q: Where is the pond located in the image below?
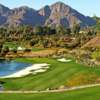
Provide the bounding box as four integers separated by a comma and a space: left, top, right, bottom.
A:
0, 59, 32, 77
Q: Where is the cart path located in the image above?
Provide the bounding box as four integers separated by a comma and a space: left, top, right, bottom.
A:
0, 83, 100, 94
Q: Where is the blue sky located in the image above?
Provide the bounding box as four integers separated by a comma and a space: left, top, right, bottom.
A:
0, 0, 99, 17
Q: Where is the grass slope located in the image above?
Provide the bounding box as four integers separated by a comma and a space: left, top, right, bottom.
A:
0, 86, 100, 100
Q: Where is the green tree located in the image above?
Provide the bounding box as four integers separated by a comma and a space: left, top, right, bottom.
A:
72, 23, 80, 35
34, 26, 43, 35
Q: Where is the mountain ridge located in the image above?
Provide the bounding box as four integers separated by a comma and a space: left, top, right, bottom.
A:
0, 2, 96, 27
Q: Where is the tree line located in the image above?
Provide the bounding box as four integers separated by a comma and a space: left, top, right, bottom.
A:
0, 24, 97, 52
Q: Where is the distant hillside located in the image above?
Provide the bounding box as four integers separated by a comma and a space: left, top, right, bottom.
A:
82, 36, 100, 49
0, 2, 96, 27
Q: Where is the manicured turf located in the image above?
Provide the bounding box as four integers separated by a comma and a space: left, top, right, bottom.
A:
0, 86, 100, 100
31, 48, 45, 51
4, 42, 18, 49
1, 58, 100, 90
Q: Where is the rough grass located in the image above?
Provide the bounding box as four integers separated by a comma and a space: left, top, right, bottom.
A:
92, 51, 100, 59
0, 58, 100, 91
0, 86, 100, 100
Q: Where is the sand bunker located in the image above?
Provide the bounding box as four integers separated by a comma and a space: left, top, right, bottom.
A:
0, 63, 50, 78
57, 58, 72, 62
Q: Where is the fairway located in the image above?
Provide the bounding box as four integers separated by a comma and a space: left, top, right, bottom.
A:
0, 86, 100, 100
1, 58, 100, 91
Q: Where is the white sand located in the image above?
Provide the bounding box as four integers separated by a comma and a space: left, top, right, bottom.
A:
34, 69, 46, 73
57, 58, 72, 62
0, 63, 50, 78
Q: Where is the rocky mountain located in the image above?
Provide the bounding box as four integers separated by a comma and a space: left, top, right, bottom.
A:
0, 4, 10, 25
6, 6, 45, 27
0, 2, 96, 27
